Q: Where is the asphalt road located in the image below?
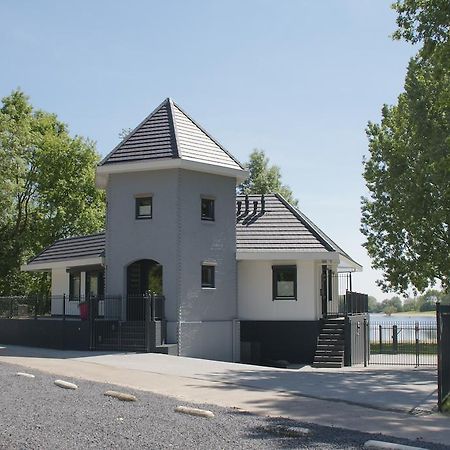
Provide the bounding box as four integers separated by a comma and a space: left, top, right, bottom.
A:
0, 363, 447, 450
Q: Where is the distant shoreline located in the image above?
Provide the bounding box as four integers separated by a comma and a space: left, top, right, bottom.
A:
370, 311, 435, 317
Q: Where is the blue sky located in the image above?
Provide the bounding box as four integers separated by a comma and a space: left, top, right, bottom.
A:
1, 1, 417, 300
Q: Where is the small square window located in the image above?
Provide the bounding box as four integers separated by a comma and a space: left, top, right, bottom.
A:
272, 265, 297, 300
201, 264, 215, 288
201, 198, 215, 221
135, 197, 152, 219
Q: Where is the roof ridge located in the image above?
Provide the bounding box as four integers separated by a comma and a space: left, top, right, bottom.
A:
99, 98, 174, 166
171, 100, 245, 170
167, 98, 181, 158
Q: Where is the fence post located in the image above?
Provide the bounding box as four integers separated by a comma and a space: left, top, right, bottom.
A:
364, 317, 368, 367
34, 295, 38, 319
437, 303, 442, 411
9, 298, 13, 319
392, 324, 398, 354
379, 324, 383, 353
62, 294, 66, 350
415, 321, 420, 367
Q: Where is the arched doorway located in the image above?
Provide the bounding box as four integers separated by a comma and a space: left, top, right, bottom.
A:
126, 259, 162, 320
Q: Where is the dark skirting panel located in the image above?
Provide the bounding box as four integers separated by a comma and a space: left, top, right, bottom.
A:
0, 319, 90, 351
240, 320, 321, 364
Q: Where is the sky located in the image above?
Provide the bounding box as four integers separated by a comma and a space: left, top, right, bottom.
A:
0, 1, 417, 300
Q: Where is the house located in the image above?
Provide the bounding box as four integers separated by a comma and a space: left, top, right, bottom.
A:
21, 98, 364, 365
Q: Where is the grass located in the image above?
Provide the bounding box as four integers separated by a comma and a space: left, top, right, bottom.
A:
390, 311, 436, 317
370, 342, 437, 354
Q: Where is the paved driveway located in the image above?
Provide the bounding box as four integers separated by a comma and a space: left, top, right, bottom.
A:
0, 345, 447, 446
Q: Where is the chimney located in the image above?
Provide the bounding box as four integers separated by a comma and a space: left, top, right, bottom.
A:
237, 200, 242, 215
244, 195, 249, 214
261, 194, 265, 213
253, 200, 258, 214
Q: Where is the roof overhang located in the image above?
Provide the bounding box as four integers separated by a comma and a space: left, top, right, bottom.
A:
96, 159, 248, 188
338, 253, 363, 272
21, 256, 104, 273
236, 250, 340, 262
237, 250, 363, 272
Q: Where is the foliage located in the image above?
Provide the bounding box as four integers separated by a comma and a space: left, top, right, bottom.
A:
0, 90, 105, 295
239, 149, 298, 206
361, 0, 449, 294
369, 288, 448, 313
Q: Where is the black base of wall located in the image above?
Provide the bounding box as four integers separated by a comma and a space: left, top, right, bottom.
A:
0, 319, 90, 351
240, 320, 321, 365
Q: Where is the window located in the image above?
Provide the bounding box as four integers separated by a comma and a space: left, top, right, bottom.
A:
272, 265, 297, 300
201, 198, 215, 221
201, 264, 215, 288
135, 196, 152, 219
69, 272, 81, 301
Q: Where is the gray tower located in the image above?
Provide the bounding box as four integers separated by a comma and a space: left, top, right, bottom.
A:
96, 98, 247, 361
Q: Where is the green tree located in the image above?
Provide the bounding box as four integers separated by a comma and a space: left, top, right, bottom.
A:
368, 295, 382, 313
0, 90, 105, 295
239, 149, 298, 206
361, 0, 449, 294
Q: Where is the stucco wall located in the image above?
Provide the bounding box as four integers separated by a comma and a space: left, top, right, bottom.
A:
237, 260, 320, 321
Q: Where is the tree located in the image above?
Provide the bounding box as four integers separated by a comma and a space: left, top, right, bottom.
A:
0, 90, 105, 295
368, 295, 382, 313
361, 0, 449, 294
239, 149, 298, 206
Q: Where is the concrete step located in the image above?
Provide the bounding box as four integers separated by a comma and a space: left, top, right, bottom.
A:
315, 349, 344, 356
312, 361, 343, 368
314, 355, 344, 363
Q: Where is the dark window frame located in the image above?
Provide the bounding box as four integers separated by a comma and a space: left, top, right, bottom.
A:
135, 196, 153, 220
69, 272, 81, 302
272, 265, 297, 301
201, 264, 216, 288
201, 197, 215, 221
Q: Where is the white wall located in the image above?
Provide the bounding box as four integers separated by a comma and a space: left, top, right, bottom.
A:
237, 260, 319, 321
50, 268, 84, 316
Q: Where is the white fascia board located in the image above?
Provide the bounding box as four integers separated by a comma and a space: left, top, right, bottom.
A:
21, 256, 104, 273
96, 159, 248, 188
236, 250, 340, 262
338, 254, 363, 272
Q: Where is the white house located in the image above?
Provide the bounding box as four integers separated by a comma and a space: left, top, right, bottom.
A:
22, 98, 363, 366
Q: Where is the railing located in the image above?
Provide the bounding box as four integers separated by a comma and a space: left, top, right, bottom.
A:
0, 294, 165, 322
369, 320, 437, 366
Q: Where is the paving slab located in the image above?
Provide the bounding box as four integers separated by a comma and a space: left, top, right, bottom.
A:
0, 344, 448, 446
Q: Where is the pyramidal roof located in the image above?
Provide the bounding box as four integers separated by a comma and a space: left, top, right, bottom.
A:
99, 98, 244, 171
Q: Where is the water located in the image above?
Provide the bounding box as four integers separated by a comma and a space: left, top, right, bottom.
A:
369, 313, 436, 324
368, 313, 437, 345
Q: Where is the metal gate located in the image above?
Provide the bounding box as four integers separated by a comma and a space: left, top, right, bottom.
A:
437, 303, 450, 411
89, 294, 165, 352
369, 320, 437, 366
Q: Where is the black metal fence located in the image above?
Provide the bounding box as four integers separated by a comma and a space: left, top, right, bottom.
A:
437, 303, 450, 412
0, 294, 166, 353
369, 320, 437, 366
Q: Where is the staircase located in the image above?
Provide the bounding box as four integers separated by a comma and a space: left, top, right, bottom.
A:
313, 317, 345, 368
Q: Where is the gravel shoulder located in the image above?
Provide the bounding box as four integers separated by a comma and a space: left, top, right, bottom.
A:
1, 362, 448, 450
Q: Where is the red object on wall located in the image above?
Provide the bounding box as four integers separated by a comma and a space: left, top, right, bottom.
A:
79, 302, 89, 321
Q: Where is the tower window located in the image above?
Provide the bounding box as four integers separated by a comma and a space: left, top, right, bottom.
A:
201, 198, 215, 221
135, 197, 152, 219
201, 264, 215, 288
